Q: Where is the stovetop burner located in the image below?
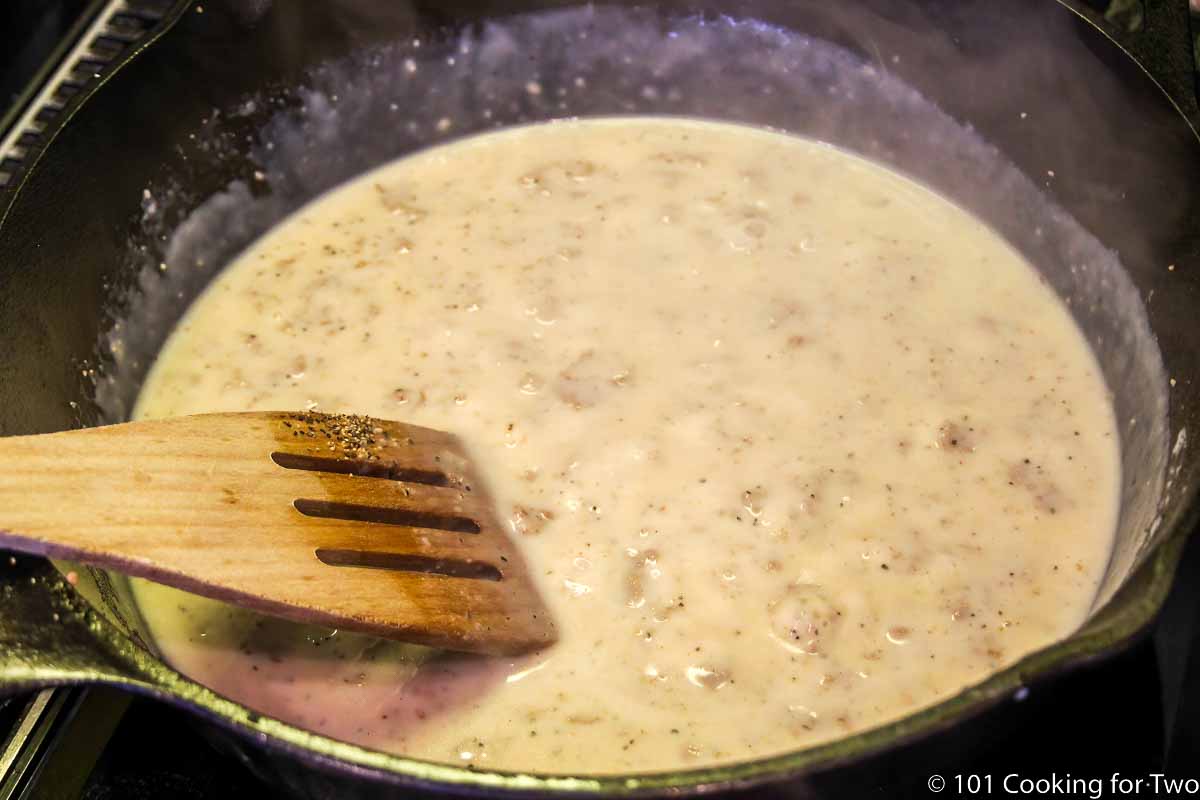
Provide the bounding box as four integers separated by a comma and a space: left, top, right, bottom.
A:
2, 1, 1200, 798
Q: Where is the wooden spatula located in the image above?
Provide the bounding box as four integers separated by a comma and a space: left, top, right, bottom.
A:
0, 411, 556, 656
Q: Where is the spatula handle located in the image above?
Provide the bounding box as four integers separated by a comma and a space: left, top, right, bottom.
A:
0, 419, 204, 572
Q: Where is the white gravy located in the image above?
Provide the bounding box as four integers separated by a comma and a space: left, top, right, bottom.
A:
131, 117, 1119, 774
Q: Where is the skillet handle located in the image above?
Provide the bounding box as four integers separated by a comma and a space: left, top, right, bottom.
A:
0, 555, 148, 694
0, 554, 280, 750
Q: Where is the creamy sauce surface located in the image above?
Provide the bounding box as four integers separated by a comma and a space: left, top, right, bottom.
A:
132, 117, 1119, 774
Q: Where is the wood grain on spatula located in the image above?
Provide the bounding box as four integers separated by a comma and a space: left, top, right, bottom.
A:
0, 411, 556, 656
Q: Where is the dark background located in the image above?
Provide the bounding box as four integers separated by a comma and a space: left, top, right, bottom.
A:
2, 1, 1200, 798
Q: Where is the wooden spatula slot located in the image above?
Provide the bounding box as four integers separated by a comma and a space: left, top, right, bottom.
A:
293, 498, 481, 533
314, 548, 503, 580
0, 411, 557, 655
271, 451, 451, 486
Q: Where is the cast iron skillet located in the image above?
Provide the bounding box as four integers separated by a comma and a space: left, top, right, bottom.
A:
1, 0, 1199, 797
